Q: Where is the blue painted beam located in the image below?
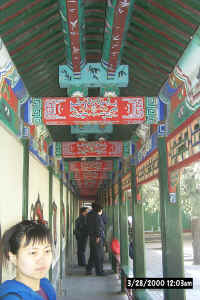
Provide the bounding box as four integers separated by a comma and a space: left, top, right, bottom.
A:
59, 63, 128, 88
71, 124, 113, 134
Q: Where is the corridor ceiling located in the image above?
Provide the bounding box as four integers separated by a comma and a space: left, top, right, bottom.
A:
1, 0, 200, 99
1, 0, 200, 198
1, 0, 200, 141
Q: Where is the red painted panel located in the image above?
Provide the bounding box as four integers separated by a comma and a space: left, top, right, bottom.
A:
42, 97, 145, 125
62, 141, 123, 157
69, 160, 113, 172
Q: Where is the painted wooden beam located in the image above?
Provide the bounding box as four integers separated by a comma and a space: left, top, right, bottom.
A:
59, 62, 128, 88
70, 124, 113, 135
58, 0, 86, 76
27, 96, 161, 125
101, 0, 135, 76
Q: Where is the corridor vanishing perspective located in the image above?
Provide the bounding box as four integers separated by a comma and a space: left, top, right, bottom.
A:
1, 1, 200, 300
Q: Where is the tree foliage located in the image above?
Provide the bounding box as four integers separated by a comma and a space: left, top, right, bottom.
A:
141, 162, 200, 217
141, 180, 160, 214
180, 163, 200, 217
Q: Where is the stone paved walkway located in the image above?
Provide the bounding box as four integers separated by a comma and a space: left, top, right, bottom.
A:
59, 232, 199, 300
144, 232, 200, 299
58, 261, 127, 300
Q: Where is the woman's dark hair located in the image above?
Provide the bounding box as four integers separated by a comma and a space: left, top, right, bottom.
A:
0, 220, 52, 266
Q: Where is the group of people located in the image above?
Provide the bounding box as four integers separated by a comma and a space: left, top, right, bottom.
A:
74, 202, 107, 276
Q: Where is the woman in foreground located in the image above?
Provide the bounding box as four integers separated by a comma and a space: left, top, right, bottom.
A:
0, 220, 56, 300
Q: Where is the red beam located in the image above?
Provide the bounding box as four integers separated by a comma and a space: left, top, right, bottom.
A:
65, 0, 81, 73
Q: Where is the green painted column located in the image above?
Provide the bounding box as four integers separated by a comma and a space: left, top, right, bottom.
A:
158, 138, 185, 300
108, 188, 113, 229
48, 166, 53, 229
71, 193, 75, 260
70, 192, 73, 240
110, 185, 115, 271
131, 165, 145, 277
66, 189, 70, 246
60, 178, 63, 279
104, 190, 108, 221
65, 188, 68, 245
112, 162, 120, 242
112, 183, 120, 273
48, 166, 53, 281
131, 164, 149, 300
22, 139, 29, 219
113, 185, 120, 241
72, 194, 78, 264
69, 191, 74, 267
104, 188, 109, 239
118, 173, 129, 292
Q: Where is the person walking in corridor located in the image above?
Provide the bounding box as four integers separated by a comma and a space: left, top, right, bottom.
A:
74, 207, 89, 266
86, 203, 105, 276
0, 220, 56, 300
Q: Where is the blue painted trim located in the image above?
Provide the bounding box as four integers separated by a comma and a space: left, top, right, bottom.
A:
158, 99, 165, 121
29, 143, 49, 167
59, 63, 128, 88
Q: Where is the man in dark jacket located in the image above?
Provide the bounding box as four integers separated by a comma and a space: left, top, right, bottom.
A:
86, 203, 105, 276
99, 209, 108, 245
74, 207, 89, 266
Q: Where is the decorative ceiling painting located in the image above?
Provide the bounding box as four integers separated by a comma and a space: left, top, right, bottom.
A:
62, 141, 123, 158
1, 0, 200, 198
1, 0, 200, 98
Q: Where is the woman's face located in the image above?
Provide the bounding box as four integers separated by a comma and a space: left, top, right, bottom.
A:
13, 237, 52, 283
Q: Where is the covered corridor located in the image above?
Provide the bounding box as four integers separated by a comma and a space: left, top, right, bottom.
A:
1, 1, 200, 300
